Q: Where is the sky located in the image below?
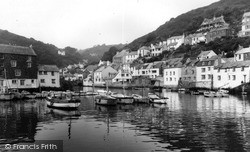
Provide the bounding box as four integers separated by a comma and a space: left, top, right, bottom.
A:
0, 0, 219, 50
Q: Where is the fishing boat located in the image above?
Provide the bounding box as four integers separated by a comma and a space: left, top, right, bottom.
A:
110, 92, 134, 104
132, 94, 149, 104
94, 94, 117, 106
148, 93, 168, 104
0, 89, 14, 100
21, 90, 36, 99
46, 92, 81, 110
203, 91, 215, 97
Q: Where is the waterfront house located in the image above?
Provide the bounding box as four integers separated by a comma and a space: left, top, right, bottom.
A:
181, 58, 199, 88
163, 58, 183, 88
83, 74, 93, 87
213, 60, 250, 89
93, 65, 118, 85
137, 46, 150, 57
196, 55, 225, 89
0, 44, 38, 89
238, 12, 250, 37
38, 65, 60, 88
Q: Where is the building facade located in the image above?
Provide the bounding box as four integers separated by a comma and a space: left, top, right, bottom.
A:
38, 65, 60, 88
0, 44, 38, 89
239, 12, 250, 37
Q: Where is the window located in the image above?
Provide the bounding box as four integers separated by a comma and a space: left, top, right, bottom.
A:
218, 76, 221, 81
233, 68, 235, 72
0, 54, 4, 59
51, 71, 54, 76
239, 54, 241, 59
166, 78, 168, 81
152, 70, 157, 73
12, 80, 17, 84
27, 56, 32, 61
44, 71, 47, 75
166, 72, 168, 75
170, 77, 172, 81
15, 69, 21, 76
208, 74, 212, 79
228, 75, 230, 80
52, 79, 56, 84
241, 67, 245, 71
31, 79, 34, 83
233, 75, 236, 80
208, 67, 211, 71
218, 68, 220, 72
39, 71, 43, 75
142, 71, 145, 74
27, 62, 32, 68
173, 71, 175, 75
121, 74, 125, 77
41, 79, 45, 83
20, 80, 25, 86
202, 68, 206, 72
201, 75, 206, 80
11, 60, 17, 67
170, 71, 172, 76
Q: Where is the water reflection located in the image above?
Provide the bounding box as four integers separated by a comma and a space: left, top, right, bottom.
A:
0, 89, 250, 151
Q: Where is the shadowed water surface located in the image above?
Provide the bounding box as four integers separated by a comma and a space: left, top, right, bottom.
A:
1, 88, 250, 152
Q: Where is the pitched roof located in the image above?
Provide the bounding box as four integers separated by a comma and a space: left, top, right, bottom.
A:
197, 50, 214, 58
38, 65, 59, 72
164, 58, 183, 68
138, 46, 150, 50
95, 66, 106, 72
215, 60, 250, 69
168, 35, 183, 40
127, 51, 137, 55
0, 44, 37, 56
235, 47, 250, 54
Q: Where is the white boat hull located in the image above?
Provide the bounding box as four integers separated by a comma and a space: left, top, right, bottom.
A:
0, 93, 15, 100
46, 100, 81, 109
150, 98, 168, 104
95, 95, 117, 106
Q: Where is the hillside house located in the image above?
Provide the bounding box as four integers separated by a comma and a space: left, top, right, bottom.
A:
137, 46, 150, 57
166, 35, 185, 50
239, 12, 250, 37
234, 46, 250, 61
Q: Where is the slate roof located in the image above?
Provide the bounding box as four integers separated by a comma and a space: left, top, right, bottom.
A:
197, 50, 214, 58
0, 44, 36, 56
127, 51, 137, 55
215, 60, 250, 69
38, 65, 59, 72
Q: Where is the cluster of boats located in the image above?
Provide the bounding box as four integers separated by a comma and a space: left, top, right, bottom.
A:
94, 90, 169, 106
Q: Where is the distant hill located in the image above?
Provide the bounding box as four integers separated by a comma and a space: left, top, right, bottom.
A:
0, 29, 82, 68
79, 44, 125, 64
126, 0, 250, 51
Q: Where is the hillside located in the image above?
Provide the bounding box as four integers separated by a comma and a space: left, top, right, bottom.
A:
79, 44, 125, 64
0, 29, 82, 68
126, 0, 250, 51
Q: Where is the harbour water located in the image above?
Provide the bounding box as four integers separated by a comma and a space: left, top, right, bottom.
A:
1, 88, 250, 151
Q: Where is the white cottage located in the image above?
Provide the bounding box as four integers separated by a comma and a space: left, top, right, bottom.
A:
38, 65, 60, 88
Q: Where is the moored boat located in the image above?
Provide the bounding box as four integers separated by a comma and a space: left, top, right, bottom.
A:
204, 91, 215, 97
94, 94, 117, 106
46, 92, 81, 110
148, 93, 168, 104
132, 94, 149, 104
110, 92, 134, 104
84, 91, 98, 96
